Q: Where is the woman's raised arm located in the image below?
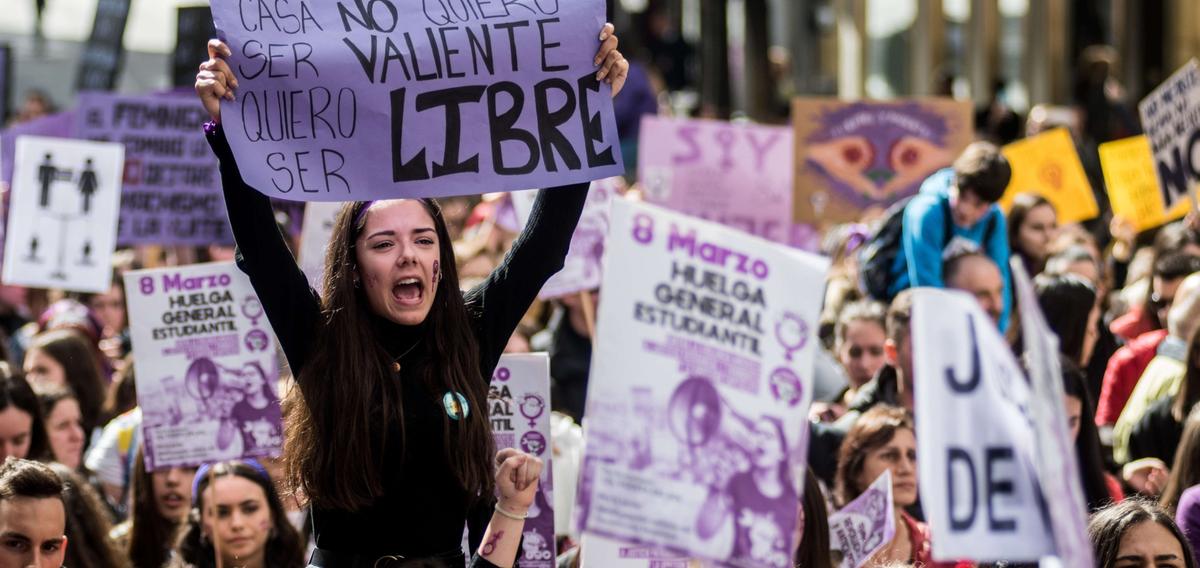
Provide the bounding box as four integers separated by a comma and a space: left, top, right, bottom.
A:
197, 40, 322, 373
466, 24, 628, 373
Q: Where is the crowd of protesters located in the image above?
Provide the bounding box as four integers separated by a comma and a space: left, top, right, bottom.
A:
0, 6, 1198, 568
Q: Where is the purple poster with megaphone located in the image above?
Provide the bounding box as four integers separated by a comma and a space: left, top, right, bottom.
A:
125, 261, 282, 470
576, 200, 828, 568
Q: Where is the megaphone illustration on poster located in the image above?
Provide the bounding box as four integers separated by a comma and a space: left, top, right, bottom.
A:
184, 358, 222, 401
666, 376, 760, 450
184, 357, 270, 404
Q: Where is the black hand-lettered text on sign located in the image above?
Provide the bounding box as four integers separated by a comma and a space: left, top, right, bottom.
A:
210, 0, 624, 201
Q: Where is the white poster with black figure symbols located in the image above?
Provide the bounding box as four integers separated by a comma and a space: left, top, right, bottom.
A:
3, 136, 123, 293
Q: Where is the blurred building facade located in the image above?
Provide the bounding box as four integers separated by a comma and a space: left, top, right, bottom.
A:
2, 0, 1199, 127
614, 0, 1200, 123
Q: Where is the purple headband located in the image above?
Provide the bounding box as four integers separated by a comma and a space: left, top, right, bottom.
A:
353, 201, 376, 227
191, 459, 271, 507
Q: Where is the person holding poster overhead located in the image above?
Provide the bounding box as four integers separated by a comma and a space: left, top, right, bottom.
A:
195, 25, 629, 566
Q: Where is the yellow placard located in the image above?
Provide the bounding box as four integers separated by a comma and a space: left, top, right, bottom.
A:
1099, 135, 1190, 233
1000, 128, 1099, 224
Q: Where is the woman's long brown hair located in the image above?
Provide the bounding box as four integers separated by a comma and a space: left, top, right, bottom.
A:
47, 462, 127, 568
282, 198, 494, 511
126, 449, 178, 568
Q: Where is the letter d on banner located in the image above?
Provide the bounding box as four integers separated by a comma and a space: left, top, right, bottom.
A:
912, 288, 1054, 562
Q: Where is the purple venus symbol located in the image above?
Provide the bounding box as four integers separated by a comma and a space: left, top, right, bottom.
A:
519, 393, 545, 427
775, 312, 809, 361
242, 296, 264, 327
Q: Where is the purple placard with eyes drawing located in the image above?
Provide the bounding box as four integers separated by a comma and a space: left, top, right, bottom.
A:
124, 262, 282, 470
792, 98, 973, 226
576, 200, 828, 567
490, 354, 556, 567
828, 470, 895, 568
638, 116, 793, 245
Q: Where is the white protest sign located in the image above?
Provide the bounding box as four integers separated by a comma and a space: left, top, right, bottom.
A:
829, 470, 895, 568
913, 288, 1054, 562
1011, 260, 1094, 567
298, 202, 342, 294
490, 354, 557, 567
511, 177, 621, 299
125, 262, 282, 470
1138, 59, 1200, 210
3, 136, 123, 293
576, 199, 828, 567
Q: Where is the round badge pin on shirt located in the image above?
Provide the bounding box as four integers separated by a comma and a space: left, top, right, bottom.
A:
443, 391, 470, 420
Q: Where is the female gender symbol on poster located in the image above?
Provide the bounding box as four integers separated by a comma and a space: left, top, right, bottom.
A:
3, 136, 123, 293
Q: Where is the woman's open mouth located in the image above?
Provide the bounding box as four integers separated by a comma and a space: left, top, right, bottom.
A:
392, 277, 424, 306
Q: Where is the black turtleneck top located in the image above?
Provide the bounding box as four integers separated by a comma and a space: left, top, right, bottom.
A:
206, 124, 588, 559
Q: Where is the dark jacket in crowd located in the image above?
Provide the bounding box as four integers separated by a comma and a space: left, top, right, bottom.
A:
808, 365, 902, 485
549, 311, 592, 422
1127, 396, 1184, 466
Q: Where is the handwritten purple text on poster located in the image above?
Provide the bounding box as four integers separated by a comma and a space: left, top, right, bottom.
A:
639, 116, 793, 243
77, 92, 227, 245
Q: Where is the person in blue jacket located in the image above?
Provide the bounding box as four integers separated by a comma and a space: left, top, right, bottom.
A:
889, 141, 1014, 331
